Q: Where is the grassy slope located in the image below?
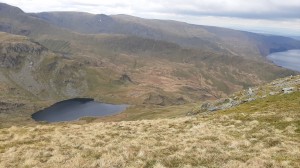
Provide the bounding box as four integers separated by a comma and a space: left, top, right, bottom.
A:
0, 76, 299, 168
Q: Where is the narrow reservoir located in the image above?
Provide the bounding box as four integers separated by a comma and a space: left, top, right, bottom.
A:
32, 98, 128, 123
267, 50, 300, 72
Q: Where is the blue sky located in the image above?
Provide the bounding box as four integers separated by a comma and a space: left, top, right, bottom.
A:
2, 0, 300, 36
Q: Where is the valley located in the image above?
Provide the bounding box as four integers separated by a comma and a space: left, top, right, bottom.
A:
0, 2, 299, 126
0, 2, 299, 168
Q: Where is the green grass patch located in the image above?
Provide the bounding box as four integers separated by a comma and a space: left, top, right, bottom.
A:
218, 92, 300, 133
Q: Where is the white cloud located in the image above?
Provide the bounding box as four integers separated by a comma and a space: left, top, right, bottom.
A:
1, 0, 300, 35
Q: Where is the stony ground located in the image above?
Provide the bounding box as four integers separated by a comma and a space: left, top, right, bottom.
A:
0, 76, 299, 168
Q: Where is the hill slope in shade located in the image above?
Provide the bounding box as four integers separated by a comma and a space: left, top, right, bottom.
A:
0, 75, 299, 167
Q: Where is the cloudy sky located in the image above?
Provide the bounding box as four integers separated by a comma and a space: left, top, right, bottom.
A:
2, 0, 300, 36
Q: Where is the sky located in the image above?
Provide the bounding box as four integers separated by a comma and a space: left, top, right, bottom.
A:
2, 0, 300, 36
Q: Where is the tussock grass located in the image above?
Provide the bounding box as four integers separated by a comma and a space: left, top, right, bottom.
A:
1, 76, 300, 167
1, 91, 299, 167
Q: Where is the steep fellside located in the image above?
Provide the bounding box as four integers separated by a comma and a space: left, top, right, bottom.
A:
0, 75, 299, 168
3, 31, 294, 105
0, 32, 91, 99
1, 31, 298, 128
0, 32, 98, 127
0, 3, 298, 107
30, 11, 300, 59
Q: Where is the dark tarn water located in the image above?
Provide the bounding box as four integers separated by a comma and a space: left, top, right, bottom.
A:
267, 50, 300, 72
32, 98, 128, 123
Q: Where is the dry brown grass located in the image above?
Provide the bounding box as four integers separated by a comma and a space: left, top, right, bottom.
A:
0, 76, 299, 168
1, 107, 299, 168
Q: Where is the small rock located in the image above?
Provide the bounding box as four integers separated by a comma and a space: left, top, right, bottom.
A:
242, 98, 256, 103
248, 88, 254, 96
200, 102, 211, 111
208, 106, 220, 111
282, 87, 294, 94
231, 100, 241, 106
247, 98, 256, 102
119, 74, 133, 84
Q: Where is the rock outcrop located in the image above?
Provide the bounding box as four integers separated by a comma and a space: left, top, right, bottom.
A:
188, 75, 300, 115
143, 92, 187, 106
282, 87, 295, 94
0, 39, 46, 68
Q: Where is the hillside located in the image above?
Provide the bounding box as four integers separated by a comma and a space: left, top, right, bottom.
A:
0, 75, 299, 167
30, 12, 300, 58
0, 3, 299, 128
0, 3, 298, 104
1, 2, 300, 60
0, 2, 299, 167
1, 31, 299, 127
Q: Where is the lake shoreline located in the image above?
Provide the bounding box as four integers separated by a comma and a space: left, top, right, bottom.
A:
267, 50, 300, 72
31, 98, 128, 123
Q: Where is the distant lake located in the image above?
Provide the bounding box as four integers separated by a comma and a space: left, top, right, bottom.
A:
267, 50, 300, 72
32, 98, 128, 123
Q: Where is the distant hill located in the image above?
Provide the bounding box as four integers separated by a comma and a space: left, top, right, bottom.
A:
291, 36, 300, 41
30, 12, 300, 58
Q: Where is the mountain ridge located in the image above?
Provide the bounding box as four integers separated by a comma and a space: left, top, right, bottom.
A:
29, 10, 300, 58
1, 2, 300, 59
